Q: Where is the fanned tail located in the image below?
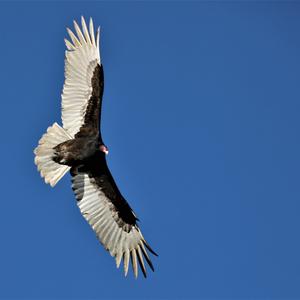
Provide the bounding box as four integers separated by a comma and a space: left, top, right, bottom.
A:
34, 122, 72, 187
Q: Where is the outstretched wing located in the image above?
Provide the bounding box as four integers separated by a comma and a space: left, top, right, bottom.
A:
61, 17, 103, 138
71, 157, 157, 278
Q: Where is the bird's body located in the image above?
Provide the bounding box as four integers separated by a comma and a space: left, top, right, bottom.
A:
34, 17, 156, 278
53, 130, 100, 165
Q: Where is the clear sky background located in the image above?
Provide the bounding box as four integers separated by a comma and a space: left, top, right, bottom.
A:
0, 1, 300, 299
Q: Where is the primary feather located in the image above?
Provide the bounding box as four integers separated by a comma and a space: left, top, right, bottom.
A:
62, 17, 101, 138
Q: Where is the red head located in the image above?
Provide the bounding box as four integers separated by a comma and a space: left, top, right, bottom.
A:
99, 144, 109, 155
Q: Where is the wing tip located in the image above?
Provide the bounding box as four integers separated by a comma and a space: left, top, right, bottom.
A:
143, 240, 158, 257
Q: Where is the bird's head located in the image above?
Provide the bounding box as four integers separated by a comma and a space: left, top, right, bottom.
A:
99, 144, 109, 155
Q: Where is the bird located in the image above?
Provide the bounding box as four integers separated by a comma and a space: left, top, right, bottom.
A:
34, 16, 157, 278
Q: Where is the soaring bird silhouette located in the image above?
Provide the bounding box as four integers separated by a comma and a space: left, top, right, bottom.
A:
34, 17, 157, 278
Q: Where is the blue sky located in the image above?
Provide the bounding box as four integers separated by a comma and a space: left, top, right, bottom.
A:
0, 1, 300, 299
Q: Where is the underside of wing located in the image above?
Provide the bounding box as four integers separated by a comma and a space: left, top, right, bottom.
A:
71, 170, 157, 278
62, 17, 102, 137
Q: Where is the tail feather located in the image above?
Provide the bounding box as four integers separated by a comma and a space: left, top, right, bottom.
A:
34, 122, 72, 187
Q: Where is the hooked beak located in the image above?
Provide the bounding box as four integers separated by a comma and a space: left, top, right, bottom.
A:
100, 145, 109, 155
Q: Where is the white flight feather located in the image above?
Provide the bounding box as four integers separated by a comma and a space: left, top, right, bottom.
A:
61, 17, 101, 137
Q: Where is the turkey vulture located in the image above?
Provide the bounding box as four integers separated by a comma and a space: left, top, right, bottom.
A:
34, 17, 157, 278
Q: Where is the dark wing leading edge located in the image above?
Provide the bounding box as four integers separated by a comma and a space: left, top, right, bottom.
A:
61, 17, 103, 138
71, 157, 157, 278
